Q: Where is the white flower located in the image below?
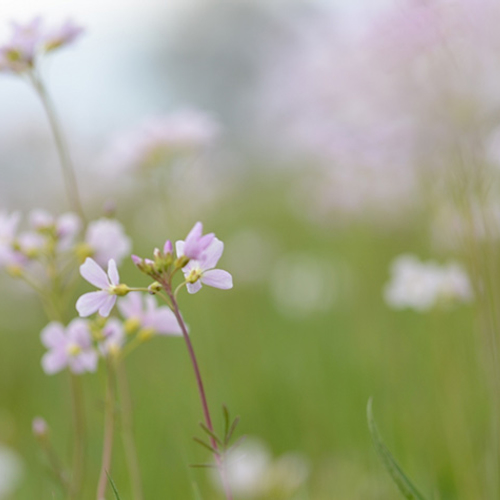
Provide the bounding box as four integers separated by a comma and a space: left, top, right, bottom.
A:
0, 445, 23, 498
384, 254, 473, 311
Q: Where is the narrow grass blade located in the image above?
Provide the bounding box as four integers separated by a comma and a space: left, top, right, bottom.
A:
106, 471, 122, 500
367, 399, 428, 500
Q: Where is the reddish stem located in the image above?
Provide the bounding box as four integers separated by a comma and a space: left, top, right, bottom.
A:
166, 288, 233, 500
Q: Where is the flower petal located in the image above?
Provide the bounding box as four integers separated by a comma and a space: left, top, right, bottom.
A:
200, 238, 224, 269
201, 269, 233, 290
76, 291, 109, 317
41, 322, 65, 348
187, 281, 202, 294
67, 318, 92, 348
151, 308, 183, 335
80, 258, 109, 289
118, 292, 142, 319
42, 349, 67, 374
107, 259, 119, 286
98, 295, 117, 317
175, 240, 185, 258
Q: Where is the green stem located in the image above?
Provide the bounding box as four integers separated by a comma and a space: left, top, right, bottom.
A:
116, 361, 144, 500
69, 375, 85, 500
96, 361, 116, 500
28, 71, 86, 221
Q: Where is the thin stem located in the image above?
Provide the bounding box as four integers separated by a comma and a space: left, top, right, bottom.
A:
28, 71, 86, 221
165, 288, 233, 500
69, 374, 85, 500
116, 360, 144, 500
97, 362, 116, 500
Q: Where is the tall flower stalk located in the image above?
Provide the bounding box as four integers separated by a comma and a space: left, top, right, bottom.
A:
28, 71, 86, 222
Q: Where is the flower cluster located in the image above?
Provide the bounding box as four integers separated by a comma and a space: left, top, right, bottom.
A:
384, 254, 473, 312
0, 17, 83, 74
41, 221, 231, 375
41, 293, 182, 375
0, 209, 131, 279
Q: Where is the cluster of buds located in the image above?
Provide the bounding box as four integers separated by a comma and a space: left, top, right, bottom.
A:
131, 222, 232, 295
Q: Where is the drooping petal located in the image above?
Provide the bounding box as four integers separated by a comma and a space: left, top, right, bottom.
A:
41, 322, 65, 348
42, 349, 68, 374
186, 281, 203, 294
98, 295, 117, 318
201, 269, 233, 290
107, 259, 120, 286
76, 290, 109, 317
200, 238, 224, 270
80, 258, 109, 289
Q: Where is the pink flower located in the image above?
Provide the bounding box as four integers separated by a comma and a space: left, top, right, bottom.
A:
118, 292, 182, 335
29, 209, 81, 249
0, 17, 83, 73
98, 318, 125, 355
41, 319, 97, 375
43, 20, 84, 51
176, 238, 233, 294
76, 258, 123, 317
179, 222, 215, 261
85, 218, 132, 266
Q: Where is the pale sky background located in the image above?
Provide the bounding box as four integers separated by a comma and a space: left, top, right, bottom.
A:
0, 0, 394, 206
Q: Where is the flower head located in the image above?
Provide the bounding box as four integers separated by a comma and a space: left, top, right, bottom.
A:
176, 237, 233, 294
118, 292, 182, 336
0, 17, 83, 74
180, 222, 215, 261
76, 258, 128, 317
41, 319, 97, 374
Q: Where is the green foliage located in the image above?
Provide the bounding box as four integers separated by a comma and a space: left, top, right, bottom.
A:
367, 399, 427, 500
107, 472, 122, 500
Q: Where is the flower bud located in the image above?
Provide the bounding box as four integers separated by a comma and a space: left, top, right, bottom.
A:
32, 417, 48, 439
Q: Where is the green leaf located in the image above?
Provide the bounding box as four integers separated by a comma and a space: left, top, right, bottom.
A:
106, 471, 122, 500
199, 422, 223, 447
224, 415, 240, 447
367, 399, 428, 500
193, 437, 220, 456
222, 404, 230, 441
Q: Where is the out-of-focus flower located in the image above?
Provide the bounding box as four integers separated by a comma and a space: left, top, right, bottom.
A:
0, 212, 23, 268
29, 209, 81, 250
118, 292, 182, 336
180, 221, 215, 260
0, 444, 23, 498
84, 218, 131, 266
212, 438, 309, 499
76, 258, 127, 317
0, 17, 83, 74
176, 237, 233, 294
43, 20, 84, 52
384, 254, 473, 311
99, 110, 220, 176
32, 417, 48, 438
98, 318, 125, 356
219, 439, 272, 498
41, 319, 97, 374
